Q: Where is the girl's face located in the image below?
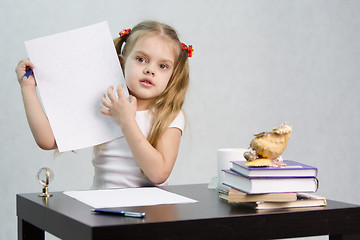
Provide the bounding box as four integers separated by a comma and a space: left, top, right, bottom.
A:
123, 34, 177, 110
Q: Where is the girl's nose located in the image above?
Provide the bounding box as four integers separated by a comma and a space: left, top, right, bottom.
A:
144, 65, 155, 76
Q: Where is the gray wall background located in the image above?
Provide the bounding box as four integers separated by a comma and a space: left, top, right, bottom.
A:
1, 0, 359, 239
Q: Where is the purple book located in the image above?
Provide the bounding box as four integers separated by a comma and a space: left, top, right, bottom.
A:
231, 160, 318, 178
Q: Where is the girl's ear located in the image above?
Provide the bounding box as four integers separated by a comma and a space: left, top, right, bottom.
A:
118, 54, 125, 70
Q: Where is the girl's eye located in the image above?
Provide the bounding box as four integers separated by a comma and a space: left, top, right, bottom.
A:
159, 64, 168, 70
136, 57, 146, 63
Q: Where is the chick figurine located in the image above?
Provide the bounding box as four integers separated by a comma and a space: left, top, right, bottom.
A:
244, 123, 292, 167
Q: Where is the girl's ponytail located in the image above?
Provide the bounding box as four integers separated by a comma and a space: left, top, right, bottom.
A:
113, 37, 124, 55
113, 29, 131, 55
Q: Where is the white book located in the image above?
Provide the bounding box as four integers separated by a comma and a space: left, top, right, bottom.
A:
222, 169, 319, 194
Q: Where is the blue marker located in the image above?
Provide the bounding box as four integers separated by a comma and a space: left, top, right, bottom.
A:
23, 69, 33, 81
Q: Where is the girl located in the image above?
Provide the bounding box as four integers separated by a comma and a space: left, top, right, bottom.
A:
15, 20, 193, 189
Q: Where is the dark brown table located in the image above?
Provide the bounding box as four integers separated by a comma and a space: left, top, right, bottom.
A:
17, 184, 360, 240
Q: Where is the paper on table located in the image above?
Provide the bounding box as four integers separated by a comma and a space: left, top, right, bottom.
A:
25, 21, 128, 152
64, 187, 198, 208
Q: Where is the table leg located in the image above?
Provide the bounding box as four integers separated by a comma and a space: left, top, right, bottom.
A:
329, 233, 360, 240
18, 218, 44, 240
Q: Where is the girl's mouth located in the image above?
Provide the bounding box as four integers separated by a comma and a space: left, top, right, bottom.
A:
140, 79, 154, 87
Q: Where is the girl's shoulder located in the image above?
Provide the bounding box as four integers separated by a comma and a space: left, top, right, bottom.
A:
169, 110, 186, 132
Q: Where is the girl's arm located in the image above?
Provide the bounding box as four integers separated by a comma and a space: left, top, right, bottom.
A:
100, 85, 181, 184
16, 59, 57, 150
121, 119, 181, 184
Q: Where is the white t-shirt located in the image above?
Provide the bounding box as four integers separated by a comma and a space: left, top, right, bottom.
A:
91, 110, 185, 189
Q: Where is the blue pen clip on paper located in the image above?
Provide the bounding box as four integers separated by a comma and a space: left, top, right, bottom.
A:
90, 208, 146, 218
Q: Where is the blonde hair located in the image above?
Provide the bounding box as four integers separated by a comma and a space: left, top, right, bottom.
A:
114, 21, 190, 147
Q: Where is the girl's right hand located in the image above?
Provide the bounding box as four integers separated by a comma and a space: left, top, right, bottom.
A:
15, 59, 36, 87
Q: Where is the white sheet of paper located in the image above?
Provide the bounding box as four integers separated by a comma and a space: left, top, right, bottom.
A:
64, 187, 198, 208
25, 21, 128, 152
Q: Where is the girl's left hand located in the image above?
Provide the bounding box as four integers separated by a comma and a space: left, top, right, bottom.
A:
100, 84, 137, 128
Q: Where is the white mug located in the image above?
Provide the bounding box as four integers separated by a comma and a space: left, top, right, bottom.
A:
217, 148, 248, 190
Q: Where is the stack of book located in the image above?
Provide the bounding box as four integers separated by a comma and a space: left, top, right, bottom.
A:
220, 160, 326, 209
